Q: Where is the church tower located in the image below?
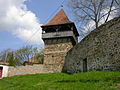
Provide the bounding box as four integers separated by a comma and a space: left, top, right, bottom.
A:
41, 9, 79, 72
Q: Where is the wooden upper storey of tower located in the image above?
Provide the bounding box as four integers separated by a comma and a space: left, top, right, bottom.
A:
41, 9, 79, 37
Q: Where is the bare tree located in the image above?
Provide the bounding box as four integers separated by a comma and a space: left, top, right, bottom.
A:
115, 0, 120, 5
0, 49, 13, 62
0, 49, 20, 66
68, 0, 120, 38
0, 46, 43, 66
15, 46, 36, 62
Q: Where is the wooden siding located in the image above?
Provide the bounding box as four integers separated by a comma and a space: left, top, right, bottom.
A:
42, 31, 74, 39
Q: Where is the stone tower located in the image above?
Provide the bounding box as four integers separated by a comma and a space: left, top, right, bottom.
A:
41, 9, 79, 72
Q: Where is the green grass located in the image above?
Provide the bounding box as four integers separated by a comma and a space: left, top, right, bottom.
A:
0, 71, 120, 90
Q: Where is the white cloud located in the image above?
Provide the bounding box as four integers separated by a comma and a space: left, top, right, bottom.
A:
0, 0, 43, 45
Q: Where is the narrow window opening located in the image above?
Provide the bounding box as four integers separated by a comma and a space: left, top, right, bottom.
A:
83, 58, 87, 72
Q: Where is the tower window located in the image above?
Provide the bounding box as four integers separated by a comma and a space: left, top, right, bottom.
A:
45, 28, 56, 33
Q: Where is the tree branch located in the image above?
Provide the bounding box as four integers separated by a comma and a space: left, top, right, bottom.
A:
105, 0, 115, 23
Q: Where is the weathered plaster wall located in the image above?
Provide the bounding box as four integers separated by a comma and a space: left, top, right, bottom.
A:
0, 65, 9, 77
63, 17, 120, 73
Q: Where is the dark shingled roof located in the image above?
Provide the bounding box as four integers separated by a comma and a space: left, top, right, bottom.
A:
42, 9, 73, 26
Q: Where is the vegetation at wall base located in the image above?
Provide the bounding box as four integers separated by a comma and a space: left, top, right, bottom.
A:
0, 71, 120, 90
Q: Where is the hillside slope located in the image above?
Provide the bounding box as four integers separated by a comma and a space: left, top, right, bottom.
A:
0, 71, 120, 90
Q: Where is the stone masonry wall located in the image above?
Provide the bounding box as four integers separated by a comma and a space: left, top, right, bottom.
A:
63, 16, 120, 73
44, 42, 73, 72
7, 42, 73, 77
44, 42, 73, 53
8, 64, 54, 77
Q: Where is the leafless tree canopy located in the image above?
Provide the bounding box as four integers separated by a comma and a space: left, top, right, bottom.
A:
0, 46, 44, 66
68, 0, 120, 38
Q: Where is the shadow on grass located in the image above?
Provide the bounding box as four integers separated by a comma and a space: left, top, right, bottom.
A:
111, 76, 120, 83
56, 77, 120, 83
57, 80, 100, 83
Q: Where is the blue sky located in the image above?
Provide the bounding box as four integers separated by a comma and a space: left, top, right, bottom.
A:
0, 0, 118, 52
0, 0, 71, 51
25, 0, 68, 24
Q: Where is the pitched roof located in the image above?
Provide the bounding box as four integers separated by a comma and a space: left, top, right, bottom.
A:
0, 62, 9, 65
42, 9, 73, 26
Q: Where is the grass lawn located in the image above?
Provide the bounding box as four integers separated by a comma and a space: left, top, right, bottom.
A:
0, 71, 120, 90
